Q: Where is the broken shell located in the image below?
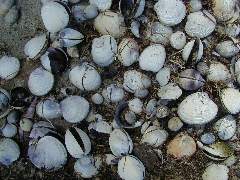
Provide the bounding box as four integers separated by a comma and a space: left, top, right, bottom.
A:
10, 87, 30, 109
28, 135, 67, 171
207, 62, 231, 82
29, 121, 56, 139
146, 22, 173, 45
24, 34, 48, 60
157, 83, 182, 100
0, 138, 20, 166
128, 98, 143, 114
117, 38, 139, 67
91, 93, 103, 105
69, 62, 101, 91
170, 31, 186, 50
118, 155, 145, 180
28, 67, 54, 96
65, 127, 91, 158
60, 96, 89, 123
94, 11, 126, 38
124, 111, 136, 125
20, 118, 33, 132
91, 35, 117, 67
178, 92, 218, 125
0, 56, 20, 80
119, 0, 145, 19
59, 28, 84, 47
139, 44, 166, 72
154, 0, 186, 26
0, 88, 11, 118
1, 123, 17, 138
4, 5, 19, 24
88, 119, 112, 134
220, 88, 240, 114
105, 154, 119, 165
123, 70, 151, 93
90, 0, 112, 11
145, 99, 157, 119
102, 84, 124, 103
215, 40, 239, 58
197, 62, 209, 76
109, 129, 133, 157
185, 11, 216, 38
167, 133, 196, 159
36, 99, 62, 120
168, 117, 183, 132
178, 69, 205, 91
214, 115, 236, 141
156, 67, 170, 87
0, 0, 14, 16
41, 1, 70, 33
202, 164, 229, 180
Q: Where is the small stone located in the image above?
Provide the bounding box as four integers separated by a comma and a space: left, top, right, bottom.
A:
20, 118, 33, 132
156, 67, 170, 87
91, 93, 104, 105
200, 133, 216, 145
170, 31, 186, 50
168, 117, 183, 132
128, 98, 143, 114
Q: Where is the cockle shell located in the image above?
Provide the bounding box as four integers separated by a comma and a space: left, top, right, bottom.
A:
170, 31, 186, 50
202, 164, 229, 180
59, 28, 84, 47
157, 83, 182, 100
215, 40, 240, 58
102, 84, 124, 103
207, 62, 231, 82
0, 56, 20, 80
220, 88, 240, 114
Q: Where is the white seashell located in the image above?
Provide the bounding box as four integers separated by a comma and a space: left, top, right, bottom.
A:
170, 31, 186, 50
36, 99, 62, 120
0, 138, 20, 166
134, 89, 149, 98
220, 88, 240, 114
215, 40, 239, 58
28, 135, 67, 171
4, 5, 19, 24
7, 110, 20, 124
20, 118, 33, 132
0, 0, 14, 16
105, 154, 118, 165
141, 126, 168, 147
109, 129, 133, 157
145, 99, 157, 119
178, 92, 218, 125
197, 62, 209, 76
146, 22, 173, 45
139, 44, 166, 72
200, 133, 216, 145
65, 127, 91, 158
89, 0, 112, 11
91, 35, 117, 67
29, 121, 56, 139
128, 98, 143, 114
123, 70, 151, 93
28, 67, 54, 96
118, 155, 145, 180
214, 115, 236, 141
88, 120, 112, 134
224, 24, 240, 38
102, 84, 124, 103
156, 67, 170, 87
69, 63, 101, 91
189, 0, 202, 12
41, 1, 69, 33
74, 155, 101, 178
202, 164, 229, 180
157, 83, 182, 100
59, 28, 84, 47
60, 96, 89, 123
94, 11, 126, 38
207, 62, 231, 82
83, 4, 98, 19
168, 117, 183, 132
0, 88, 11, 118
118, 38, 139, 67
40, 52, 51, 71
124, 111, 136, 125
154, 0, 186, 26
0, 56, 20, 80
156, 105, 169, 118
91, 93, 104, 105
185, 11, 216, 38
1, 123, 17, 138
182, 38, 203, 63
72, 4, 98, 23
24, 34, 48, 60
131, 20, 140, 38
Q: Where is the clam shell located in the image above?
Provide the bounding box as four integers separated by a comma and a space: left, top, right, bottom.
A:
1, 123, 17, 138
157, 83, 182, 100
202, 164, 229, 180
215, 40, 239, 58
220, 88, 240, 114
90, 0, 112, 11
213, 0, 237, 22
59, 28, 84, 47
0, 88, 11, 118
207, 62, 231, 82
102, 84, 124, 103
0, 56, 20, 80
170, 31, 186, 50
156, 67, 170, 87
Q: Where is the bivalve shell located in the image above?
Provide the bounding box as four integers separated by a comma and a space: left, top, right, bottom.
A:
170, 31, 186, 50
90, 0, 112, 11
207, 62, 231, 82
202, 164, 229, 180
102, 84, 124, 103
182, 39, 204, 63
0, 56, 20, 80
220, 88, 240, 114
59, 28, 84, 47
215, 40, 239, 58
157, 83, 182, 100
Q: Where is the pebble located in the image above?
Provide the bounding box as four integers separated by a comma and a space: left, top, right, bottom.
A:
168, 117, 183, 132
200, 133, 216, 145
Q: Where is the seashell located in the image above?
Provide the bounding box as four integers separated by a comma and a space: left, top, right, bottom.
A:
89, 0, 112, 11
119, 0, 145, 19
0, 0, 14, 16
178, 69, 205, 91
0, 56, 20, 80
197, 141, 233, 161
118, 155, 145, 180
131, 20, 140, 38
189, 0, 202, 12
1, 123, 17, 138
170, 31, 186, 50
207, 62, 231, 82
200, 133, 216, 145
128, 98, 143, 114
220, 88, 240, 114
202, 164, 229, 180
214, 115, 236, 141
65, 127, 91, 158
109, 129, 133, 157
60, 96, 89, 123
24, 34, 48, 60
88, 119, 112, 134
72, 4, 98, 23
134, 89, 149, 98
168, 117, 183, 132
20, 118, 33, 132
167, 133, 196, 159
105, 154, 119, 165
141, 125, 168, 147
156, 104, 169, 118
0, 138, 20, 166
69, 62, 101, 91
94, 11, 127, 38
91, 93, 104, 105
215, 40, 239, 58
10, 87, 30, 109
118, 38, 139, 67
124, 111, 136, 125
0, 118, 6, 129
182, 39, 203, 63
74, 155, 101, 178
139, 44, 166, 72
6, 110, 21, 124
197, 62, 209, 76
0, 88, 11, 118
224, 24, 240, 38
123, 70, 151, 93
156, 67, 170, 87
145, 99, 157, 119
185, 11, 216, 38
102, 84, 124, 103
146, 22, 173, 45
91, 35, 117, 67
41, 1, 70, 33
154, 0, 186, 26
29, 121, 56, 139
36, 99, 62, 120
157, 83, 182, 100
178, 92, 218, 125
59, 28, 84, 47
28, 135, 67, 171
67, 46, 79, 58
28, 67, 54, 96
